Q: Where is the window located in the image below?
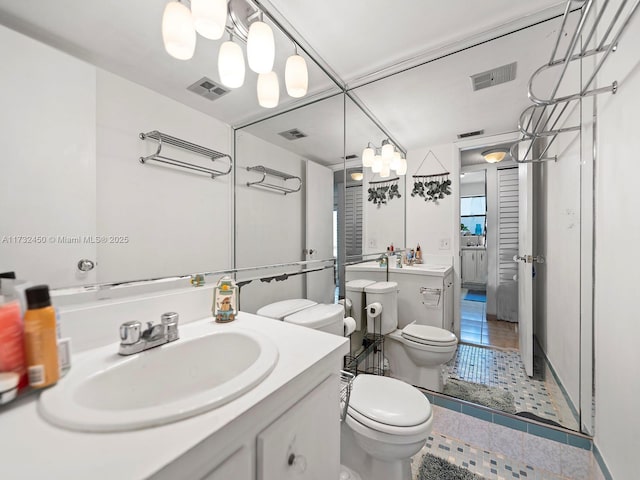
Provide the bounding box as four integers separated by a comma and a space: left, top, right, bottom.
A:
461, 195, 486, 235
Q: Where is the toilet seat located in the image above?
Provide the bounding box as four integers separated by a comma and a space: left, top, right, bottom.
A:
401, 323, 457, 347
347, 375, 432, 437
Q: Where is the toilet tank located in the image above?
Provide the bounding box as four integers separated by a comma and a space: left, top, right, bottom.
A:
283, 303, 345, 336
345, 280, 376, 330
364, 282, 398, 335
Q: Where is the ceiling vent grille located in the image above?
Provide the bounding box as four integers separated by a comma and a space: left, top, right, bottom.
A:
278, 128, 308, 140
457, 129, 485, 139
343, 154, 358, 160
187, 77, 230, 101
470, 62, 517, 91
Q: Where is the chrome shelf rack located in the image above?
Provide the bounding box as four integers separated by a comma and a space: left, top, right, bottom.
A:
511, 0, 639, 163
246, 165, 302, 194
139, 130, 232, 178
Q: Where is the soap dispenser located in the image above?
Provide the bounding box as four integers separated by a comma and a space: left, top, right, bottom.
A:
213, 276, 238, 323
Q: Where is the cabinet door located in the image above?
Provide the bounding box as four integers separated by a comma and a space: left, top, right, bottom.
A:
201, 446, 252, 480
462, 251, 476, 284
476, 250, 488, 284
257, 376, 340, 480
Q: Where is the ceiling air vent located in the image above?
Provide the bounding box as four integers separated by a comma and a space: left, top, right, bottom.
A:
187, 77, 230, 101
343, 154, 358, 160
457, 129, 485, 139
470, 62, 517, 91
278, 128, 308, 141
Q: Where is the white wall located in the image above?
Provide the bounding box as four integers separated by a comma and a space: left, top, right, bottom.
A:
234, 130, 306, 313
0, 25, 97, 287
96, 69, 232, 283
460, 181, 485, 197
592, 6, 640, 478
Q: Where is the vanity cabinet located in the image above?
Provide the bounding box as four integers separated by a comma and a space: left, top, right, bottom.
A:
462, 248, 487, 285
257, 376, 339, 479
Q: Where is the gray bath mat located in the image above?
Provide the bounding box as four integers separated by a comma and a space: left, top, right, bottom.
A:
418, 453, 482, 480
443, 378, 517, 414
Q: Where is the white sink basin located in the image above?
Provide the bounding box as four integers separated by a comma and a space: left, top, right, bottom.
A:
39, 327, 278, 432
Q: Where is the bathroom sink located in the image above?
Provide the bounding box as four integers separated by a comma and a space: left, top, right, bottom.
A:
39, 328, 279, 432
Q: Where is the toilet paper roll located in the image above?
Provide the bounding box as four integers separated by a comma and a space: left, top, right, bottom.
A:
366, 302, 383, 318
343, 316, 356, 337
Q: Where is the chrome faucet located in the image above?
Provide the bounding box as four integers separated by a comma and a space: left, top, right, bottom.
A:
118, 312, 179, 355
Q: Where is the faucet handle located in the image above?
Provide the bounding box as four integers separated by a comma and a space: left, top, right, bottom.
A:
120, 321, 142, 345
161, 312, 179, 342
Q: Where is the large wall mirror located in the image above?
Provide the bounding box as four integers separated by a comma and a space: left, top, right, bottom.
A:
344, 13, 593, 434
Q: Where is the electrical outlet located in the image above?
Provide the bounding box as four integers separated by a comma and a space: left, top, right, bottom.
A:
439, 238, 450, 250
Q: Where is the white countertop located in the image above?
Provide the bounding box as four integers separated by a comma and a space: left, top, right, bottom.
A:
0, 313, 349, 479
346, 261, 453, 277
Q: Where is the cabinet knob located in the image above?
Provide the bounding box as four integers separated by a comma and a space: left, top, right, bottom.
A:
287, 453, 307, 473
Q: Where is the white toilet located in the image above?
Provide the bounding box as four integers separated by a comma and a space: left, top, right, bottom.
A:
257, 297, 434, 480
356, 281, 458, 393
342, 374, 433, 480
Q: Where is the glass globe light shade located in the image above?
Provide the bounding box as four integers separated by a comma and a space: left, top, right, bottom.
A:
285, 54, 308, 98
162, 1, 196, 60
390, 151, 402, 171
362, 147, 374, 167
396, 158, 408, 175
381, 142, 394, 160
380, 164, 391, 178
191, 0, 227, 40
218, 40, 245, 88
371, 155, 383, 173
257, 71, 279, 108
247, 21, 275, 74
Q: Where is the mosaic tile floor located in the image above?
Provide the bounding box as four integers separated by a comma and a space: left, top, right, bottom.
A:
446, 344, 579, 430
411, 433, 567, 480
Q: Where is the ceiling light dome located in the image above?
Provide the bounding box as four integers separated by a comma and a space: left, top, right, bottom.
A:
247, 21, 275, 73
285, 54, 308, 98
482, 148, 508, 163
350, 172, 364, 181
191, 0, 227, 40
162, 1, 196, 60
218, 40, 245, 88
257, 71, 279, 108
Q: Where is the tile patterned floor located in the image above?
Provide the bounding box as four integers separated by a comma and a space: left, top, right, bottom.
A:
446, 344, 579, 430
460, 291, 519, 349
411, 432, 568, 480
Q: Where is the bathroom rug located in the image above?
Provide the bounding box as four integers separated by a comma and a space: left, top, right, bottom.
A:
418, 453, 482, 480
464, 290, 486, 302
443, 378, 516, 414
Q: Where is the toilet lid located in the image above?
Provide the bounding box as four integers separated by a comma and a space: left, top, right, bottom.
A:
364, 281, 398, 294
345, 279, 376, 293
256, 299, 317, 320
348, 375, 431, 427
284, 303, 344, 329
402, 324, 457, 346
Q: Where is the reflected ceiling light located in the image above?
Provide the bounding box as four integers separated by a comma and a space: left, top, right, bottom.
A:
362, 145, 375, 167
162, 1, 196, 60
482, 148, 508, 163
396, 157, 408, 175
257, 71, 279, 108
285, 53, 308, 98
218, 35, 245, 88
371, 155, 383, 173
390, 151, 402, 171
161, 0, 309, 108
247, 20, 275, 73
191, 0, 227, 39
381, 140, 395, 161
350, 172, 364, 181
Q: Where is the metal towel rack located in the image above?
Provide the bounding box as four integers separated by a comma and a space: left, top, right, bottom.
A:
139, 130, 232, 178
511, 0, 639, 163
246, 165, 302, 194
